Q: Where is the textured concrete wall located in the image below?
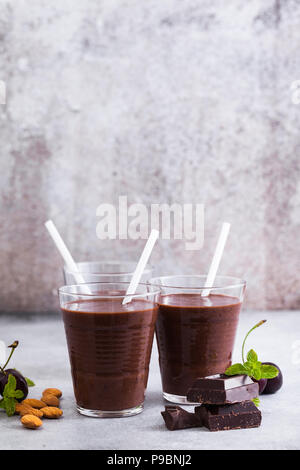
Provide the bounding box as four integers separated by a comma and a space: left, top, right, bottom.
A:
0, 0, 300, 313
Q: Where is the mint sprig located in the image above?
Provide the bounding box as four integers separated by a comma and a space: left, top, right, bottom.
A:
0, 374, 24, 416
225, 320, 279, 381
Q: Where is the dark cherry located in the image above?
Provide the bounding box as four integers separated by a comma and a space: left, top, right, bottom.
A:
261, 362, 283, 394
252, 377, 268, 394
0, 369, 28, 401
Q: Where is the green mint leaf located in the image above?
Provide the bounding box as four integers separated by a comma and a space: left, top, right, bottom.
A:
251, 366, 262, 381
225, 363, 249, 376
247, 349, 258, 364
260, 364, 279, 379
0, 375, 19, 415
3, 374, 17, 397
0, 396, 17, 416
3, 397, 17, 417
13, 390, 24, 399
252, 397, 260, 407
25, 377, 35, 387
243, 361, 254, 373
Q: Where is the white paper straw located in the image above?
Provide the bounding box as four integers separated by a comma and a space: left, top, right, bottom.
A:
201, 222, 231, 297
45, 219, 91, 293
122, 229, 159, 305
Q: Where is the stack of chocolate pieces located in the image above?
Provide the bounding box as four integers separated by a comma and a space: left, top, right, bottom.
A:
161, 374, 261, 432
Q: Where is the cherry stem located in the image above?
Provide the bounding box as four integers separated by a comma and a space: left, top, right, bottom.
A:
242, 320, 266, 364
1, 341, 19, 373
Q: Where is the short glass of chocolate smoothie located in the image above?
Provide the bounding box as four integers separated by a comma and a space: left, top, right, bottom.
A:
63, 261, 153, 284
149, 275, 246, 404
58, 282, 159, 417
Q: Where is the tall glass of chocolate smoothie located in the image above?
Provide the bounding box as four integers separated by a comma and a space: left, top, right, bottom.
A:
58, 282, 159, 417
149, 275, 246, 404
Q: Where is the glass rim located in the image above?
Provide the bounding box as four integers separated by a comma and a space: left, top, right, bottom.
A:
58, 281, 160, 300
63, 261, 153, 276
148, 275, 246, 291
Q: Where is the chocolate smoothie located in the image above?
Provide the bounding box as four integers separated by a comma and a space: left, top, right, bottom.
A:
61, 298, 158, 412
156, 293, 241, 398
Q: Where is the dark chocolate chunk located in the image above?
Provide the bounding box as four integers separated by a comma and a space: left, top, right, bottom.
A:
161, 406, 202, 431
187, 374, 259, 404
195, 401, 262, 431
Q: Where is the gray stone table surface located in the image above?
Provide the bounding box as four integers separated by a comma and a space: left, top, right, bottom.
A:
0, 311, 299, 450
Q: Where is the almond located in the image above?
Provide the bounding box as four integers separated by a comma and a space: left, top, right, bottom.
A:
15, 403, 43, 418
41, 394, 60, 407
22, 399, 47, 409
41, 406, 63, 419
21, 414, 43, 429
42, 388, 62, 398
